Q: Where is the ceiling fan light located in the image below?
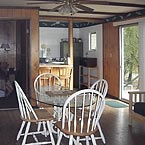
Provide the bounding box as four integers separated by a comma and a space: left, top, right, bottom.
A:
58, 3, 78, 15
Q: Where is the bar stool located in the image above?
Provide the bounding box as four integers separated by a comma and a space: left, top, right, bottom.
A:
39, 67, 52, 74
58, 67, 72, 89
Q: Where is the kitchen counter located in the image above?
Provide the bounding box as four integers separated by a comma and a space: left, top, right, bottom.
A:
39, 63, 73, 68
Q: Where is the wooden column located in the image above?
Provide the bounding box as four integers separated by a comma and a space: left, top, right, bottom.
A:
69, 20, 73, 65
68, 20, 73, 89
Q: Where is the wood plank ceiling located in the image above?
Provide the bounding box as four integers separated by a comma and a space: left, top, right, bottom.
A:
0, 0, 145, 25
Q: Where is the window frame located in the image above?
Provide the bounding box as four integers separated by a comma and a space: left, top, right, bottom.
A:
89, 32, 97, 51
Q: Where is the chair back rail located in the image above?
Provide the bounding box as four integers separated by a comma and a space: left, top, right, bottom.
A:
90, 79, 108, 97
58, 67, 72, 89
14, 81, 38, 120
34, 73, 62, 106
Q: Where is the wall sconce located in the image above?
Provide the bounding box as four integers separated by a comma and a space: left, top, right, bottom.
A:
0, 43, 11, 52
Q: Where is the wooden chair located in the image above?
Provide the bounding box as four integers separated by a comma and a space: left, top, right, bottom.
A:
39, 67, 52, 74
55, 89, 105, 145
14, 81, 55, 145
34, 73, 62, 107
58, 67, 72, 89
128, 91, 145, 126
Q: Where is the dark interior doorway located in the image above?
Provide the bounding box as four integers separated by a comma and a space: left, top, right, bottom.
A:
0, 20, 30, 109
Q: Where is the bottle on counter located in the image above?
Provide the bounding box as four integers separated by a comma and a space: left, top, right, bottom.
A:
67, 57, 70, 65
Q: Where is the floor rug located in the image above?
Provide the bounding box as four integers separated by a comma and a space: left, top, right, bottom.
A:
106, 100, 128, 108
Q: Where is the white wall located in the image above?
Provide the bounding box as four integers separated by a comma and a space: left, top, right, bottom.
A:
39, 27, 79, 58
39, 25, 103, 79
79, 24, 103, 79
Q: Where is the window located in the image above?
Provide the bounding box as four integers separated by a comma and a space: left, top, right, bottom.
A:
89, 32, 96, 50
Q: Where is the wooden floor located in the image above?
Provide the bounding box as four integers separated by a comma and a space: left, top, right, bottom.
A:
0, 102, 145, 145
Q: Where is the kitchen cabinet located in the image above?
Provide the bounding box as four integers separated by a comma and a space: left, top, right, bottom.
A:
60, 41, 83, 88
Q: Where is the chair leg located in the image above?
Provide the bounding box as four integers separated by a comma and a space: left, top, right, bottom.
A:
46, 121, 55, 145
56, 132, 63, 145
86, 136, 90, 145
91, 134, 97, 145
37, 122, 42, 132
97, 122, 106, 144
42, 121, 47, 137
17, 121, 26, 140
22, 122, 31, 145
76, 136, 80, 144
69, 135, 73, 145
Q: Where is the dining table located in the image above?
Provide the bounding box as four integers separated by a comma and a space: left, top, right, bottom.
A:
36, 89, 77, 120
38, 89, 76, 107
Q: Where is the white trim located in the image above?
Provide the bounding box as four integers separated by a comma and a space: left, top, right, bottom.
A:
139, 21, 145, 90
113, 17, 145, 26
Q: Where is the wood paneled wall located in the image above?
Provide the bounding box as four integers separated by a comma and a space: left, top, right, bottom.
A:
103, 22, 119, 98
0, 8, 39, 103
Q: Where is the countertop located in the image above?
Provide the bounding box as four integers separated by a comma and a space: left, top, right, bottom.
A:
39, 63, 73, 67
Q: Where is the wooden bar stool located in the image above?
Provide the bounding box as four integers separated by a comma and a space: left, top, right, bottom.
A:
39, 67, 52, 74
58, 67, 72, 89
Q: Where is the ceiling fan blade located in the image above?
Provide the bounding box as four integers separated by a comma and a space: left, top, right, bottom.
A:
79, 0, 145, 8
49, 5, 63, 12
79, 0, 109, 5
26, 0, 63, 4
26, 0, 62, 2
75, 4, 94, 12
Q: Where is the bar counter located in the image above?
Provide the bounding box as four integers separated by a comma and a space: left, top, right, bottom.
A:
39, 63, 73, 68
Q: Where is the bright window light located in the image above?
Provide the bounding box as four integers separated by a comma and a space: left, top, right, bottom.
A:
89, 32, 96, 50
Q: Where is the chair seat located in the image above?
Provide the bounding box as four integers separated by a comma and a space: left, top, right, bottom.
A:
21, 108, 54, 122
55, 119, 98, 137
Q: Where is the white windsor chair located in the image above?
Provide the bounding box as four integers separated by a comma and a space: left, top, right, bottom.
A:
34, 73, 62, 107
14, 81, 55, 145
90, 79, 108, 144
55, 89, 105, 145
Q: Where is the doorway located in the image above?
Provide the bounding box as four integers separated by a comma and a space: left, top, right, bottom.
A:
120, 24, 139, 102
0, 20, 30, 109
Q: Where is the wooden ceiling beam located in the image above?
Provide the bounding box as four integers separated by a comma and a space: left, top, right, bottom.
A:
78, 11, 125, 15
80, 1, 145, 8
39, 15, 103, 22
40, 8, 124, 15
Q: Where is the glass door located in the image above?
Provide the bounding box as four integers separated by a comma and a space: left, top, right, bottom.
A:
120, 24, 139, 102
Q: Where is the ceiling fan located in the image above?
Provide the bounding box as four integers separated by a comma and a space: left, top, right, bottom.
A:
26, 0, 145, 15
26, 0, 105, 15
